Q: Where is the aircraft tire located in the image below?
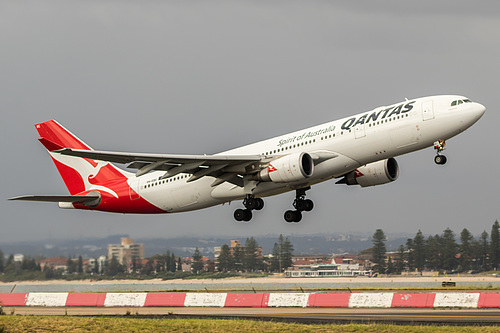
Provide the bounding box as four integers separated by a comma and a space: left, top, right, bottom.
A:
304, 199, 314, 212
293, 210, 302, 222
242, 209, 252, 222
245, 197, 257, 210
254, 198, 264, 210
295, 199, 307, 212
234, 209, 245, 221
284, 210, 296, 223
434, 155, 447, 165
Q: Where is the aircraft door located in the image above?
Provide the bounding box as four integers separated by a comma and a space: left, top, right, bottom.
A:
355, 122, 366, 139
422, 101, 434, 121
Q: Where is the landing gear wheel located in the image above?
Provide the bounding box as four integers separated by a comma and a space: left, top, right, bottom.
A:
434, 155, 447, 165
295, 199, 307, 212
236, 195, 263, 222
244, 197, 257, 210
254, 198, 264, 211
285, 187, 312, 222
284, 210, 302, 223
304, 199, 314, 212
234, 209, 245, 221
234, 209, 252, 222
242, 209, 252, 222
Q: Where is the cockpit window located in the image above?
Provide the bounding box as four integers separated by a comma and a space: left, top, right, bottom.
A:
451, 99, 473, 106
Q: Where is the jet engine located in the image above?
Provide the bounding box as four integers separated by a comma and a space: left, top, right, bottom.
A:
336, 158, 399, 187
256, 152, 314, 183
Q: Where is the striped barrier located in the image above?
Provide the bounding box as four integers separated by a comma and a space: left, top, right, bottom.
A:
1, 292, 500, 308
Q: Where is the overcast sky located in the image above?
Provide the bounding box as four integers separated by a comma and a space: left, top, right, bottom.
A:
1, 1, 499, 244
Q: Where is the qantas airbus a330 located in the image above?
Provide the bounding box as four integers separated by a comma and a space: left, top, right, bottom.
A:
10, 95, 485, 222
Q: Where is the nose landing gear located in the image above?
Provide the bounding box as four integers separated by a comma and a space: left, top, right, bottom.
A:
234, 195, 264, 222
284, 187, 314, 223
434, 140, 447, 165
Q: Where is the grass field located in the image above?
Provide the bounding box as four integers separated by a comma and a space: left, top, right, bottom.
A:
1, 317, 500, 333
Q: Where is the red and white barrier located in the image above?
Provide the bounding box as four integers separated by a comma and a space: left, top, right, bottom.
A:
1, 292, 499, 308
391, 293, 436, 308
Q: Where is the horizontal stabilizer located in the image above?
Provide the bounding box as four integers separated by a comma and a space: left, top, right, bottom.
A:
8, 195, 100, 203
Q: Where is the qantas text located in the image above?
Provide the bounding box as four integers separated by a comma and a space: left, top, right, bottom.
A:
341, 101, 416, 130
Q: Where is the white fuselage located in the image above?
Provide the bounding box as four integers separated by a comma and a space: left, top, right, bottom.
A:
131, 95, 485, 213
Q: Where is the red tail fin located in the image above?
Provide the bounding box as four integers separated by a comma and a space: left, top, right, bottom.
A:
36, 120, 92, 150
35, 120, 128, 195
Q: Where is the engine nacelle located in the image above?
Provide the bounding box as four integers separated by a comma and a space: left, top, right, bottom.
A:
256, 152, 314, 183
338, 158, 399, 187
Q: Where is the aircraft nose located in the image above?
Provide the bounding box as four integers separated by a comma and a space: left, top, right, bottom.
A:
473, 102, 486, 119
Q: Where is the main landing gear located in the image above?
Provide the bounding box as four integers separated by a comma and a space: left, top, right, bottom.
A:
284, 187, 314, 223
234, 195, 264, 222
433, 140, 447, 165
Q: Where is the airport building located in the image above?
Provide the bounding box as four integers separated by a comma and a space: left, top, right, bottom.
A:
285, 262, 371, 277
214, 240, 263, 259
108, 238, 145, 267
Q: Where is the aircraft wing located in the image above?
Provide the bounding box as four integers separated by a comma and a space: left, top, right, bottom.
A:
56, 147, 263, 187
54, 146, 339, 187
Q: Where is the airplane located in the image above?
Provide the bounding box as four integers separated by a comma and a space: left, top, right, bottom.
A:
9, 95, 485, 223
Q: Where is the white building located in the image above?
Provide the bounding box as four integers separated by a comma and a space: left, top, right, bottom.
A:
285, 263, 370, 278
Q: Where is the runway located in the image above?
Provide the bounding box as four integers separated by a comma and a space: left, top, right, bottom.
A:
3, 307, 500, 325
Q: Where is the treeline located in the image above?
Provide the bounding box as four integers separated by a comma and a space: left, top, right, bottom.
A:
0, 235, 296, 281
371, 221, 500, 274
215, 235, 293, 273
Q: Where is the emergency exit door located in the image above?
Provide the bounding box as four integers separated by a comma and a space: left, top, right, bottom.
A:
422, 100, 434, 121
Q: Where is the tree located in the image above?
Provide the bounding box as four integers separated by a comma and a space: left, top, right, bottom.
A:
371, 229, 387, 274
413, 230, 425, 272
178, 257, 182, 272
93, 258, 99, 274
459, 228, 473, 272
105, 255, 123, 276
480, 230, 489, 270
270, 242, 280, 272
67, 257, 77, 274
395, 245, 406, 274
170, 253, 176, 273
386, 257, 395, 274
280, 235, 294, 271
142, 259, 154, 275
243, 237, 262, 272
192, 248, 204, 274
217, 244, 232, 272
270, 235, 294, 272
405, 239, 414, 271
426, 234, 442, 271
77, 256, 83, 274
233, 246, 243, 271
441, 228, 458, 272
0, 249, 4, 273
491, 221, 500, 270
164, 251, 171, 272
